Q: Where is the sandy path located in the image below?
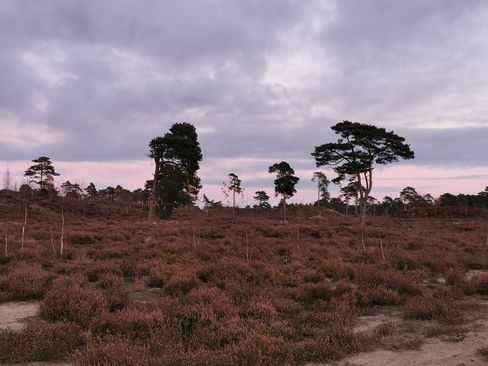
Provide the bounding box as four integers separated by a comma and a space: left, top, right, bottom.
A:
0, 302, 70, 366
0, 301, 39, 331
313, 300, 488, 366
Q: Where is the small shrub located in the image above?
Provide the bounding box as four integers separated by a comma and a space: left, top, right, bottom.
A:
356, 286, 402, 307
40, 278, 107, 328
471, 275, 488, 295
69, 234, 98, 246
96, 273, 130, 312
292, 283, 334, 305
165, 272, 198, 296
406, 295, 460, 322
5, 263, 52, 300
226, 333, 291, 366
478, 345, 488, 360
0, 322, 84, 364
71, 336, 151, 366
94, 308, 166, 341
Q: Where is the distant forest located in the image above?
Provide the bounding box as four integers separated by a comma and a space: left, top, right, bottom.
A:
2, 121, 487, 219
3, 155, 487, 219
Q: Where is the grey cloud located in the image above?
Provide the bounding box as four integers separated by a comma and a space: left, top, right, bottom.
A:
402, 127, 488, 167
1, 0, 487, 195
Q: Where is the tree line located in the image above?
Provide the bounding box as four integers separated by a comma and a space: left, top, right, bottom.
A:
7, 120, 486, 221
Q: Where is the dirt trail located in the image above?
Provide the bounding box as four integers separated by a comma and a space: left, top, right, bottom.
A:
314, 300, 488, 366
0, 301, 39, 331
0, 302, 70, 366
325, 329, 487, 366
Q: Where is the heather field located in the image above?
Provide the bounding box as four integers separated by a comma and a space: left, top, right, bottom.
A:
1, 192, 488, 365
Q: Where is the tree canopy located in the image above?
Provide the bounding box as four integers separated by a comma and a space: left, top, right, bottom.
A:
269, 161, 299, 222
253, 190, 271, 209
311, 171, 330, 206
312, 121, 414, 224
222, 172, 243, 215
24, 156, 59, 195
148, 122, 202, 219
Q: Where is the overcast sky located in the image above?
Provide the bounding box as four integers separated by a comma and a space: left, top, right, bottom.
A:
1, 0, 488, 205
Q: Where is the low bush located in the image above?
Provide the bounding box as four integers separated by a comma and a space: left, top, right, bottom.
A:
356, 286, 402, 307
95, 273, 131, 312
471, 275, 488, 295
94, 308, 166, 341
70, 336, 151, 366
40, 277, 107, 328
406, 295, 460, 322
4, 263, 52, 300
0, 322, 84, 364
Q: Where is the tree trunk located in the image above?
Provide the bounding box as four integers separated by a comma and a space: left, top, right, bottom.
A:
21, 205, 27, 250
4, 226, 7, 257
60, 208, 65, 256
148, 161, 160, 222
49, 224, 56, 256
283, 196, 287, 223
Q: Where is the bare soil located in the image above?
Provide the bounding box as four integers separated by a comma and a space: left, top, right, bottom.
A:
0, 302, 70, 366
318, 299, 488, 366
0, 301, 39, 331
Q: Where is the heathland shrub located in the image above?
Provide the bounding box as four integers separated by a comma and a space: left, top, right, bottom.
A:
292, 328, 357, 363
165, 272, 199, 296
93, 308, 166, 341
4, 263, 52, 300
70, 336, 151, 366
293, 282, 335, 305
356, 286, 402, 307
471, 275, 488, 295
185, 286, 238, 320
225, 333, 291, 366
0, 322, 84, 364
95, 273, 130, 312
406, 295, 460, 321
40, 277, 107, 328
85, 262, 122, 282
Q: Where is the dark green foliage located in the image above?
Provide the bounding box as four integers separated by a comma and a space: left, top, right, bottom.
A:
312, 171, 330, 206
223, 173, 243, 213
312, 121, 414, 222
148, 122, 202, 218
24, 156, 59, 195
312, 121, 414, 175
269, 161, 299, 222
202, 194, 222, 209
61, 181, 83, 199
268, 162, 299, 199
254, 190, 271, 209
84, 182, 98, 198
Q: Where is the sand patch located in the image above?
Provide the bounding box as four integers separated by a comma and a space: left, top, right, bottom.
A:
0, 301, 39, 331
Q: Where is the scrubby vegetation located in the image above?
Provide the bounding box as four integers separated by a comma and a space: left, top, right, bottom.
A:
0, 190, 487, 365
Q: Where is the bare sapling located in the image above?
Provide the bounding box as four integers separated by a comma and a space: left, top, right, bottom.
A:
379, 236, 386, 262
49, 223, 56, 256
361, 230, 366, 253
296, 224, 301, 253
4, 225, 8, 257
60, 207, 65, 256
485, 218, 488, 246
191, 222, 198, 250
245, 230, 254, 262
189, 214, 201, 250
21, 204, 27, 250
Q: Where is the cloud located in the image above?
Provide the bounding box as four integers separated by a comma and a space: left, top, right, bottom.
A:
1, 1, 487, 199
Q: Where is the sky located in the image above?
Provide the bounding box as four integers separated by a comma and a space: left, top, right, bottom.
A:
1, 0, 488, 206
